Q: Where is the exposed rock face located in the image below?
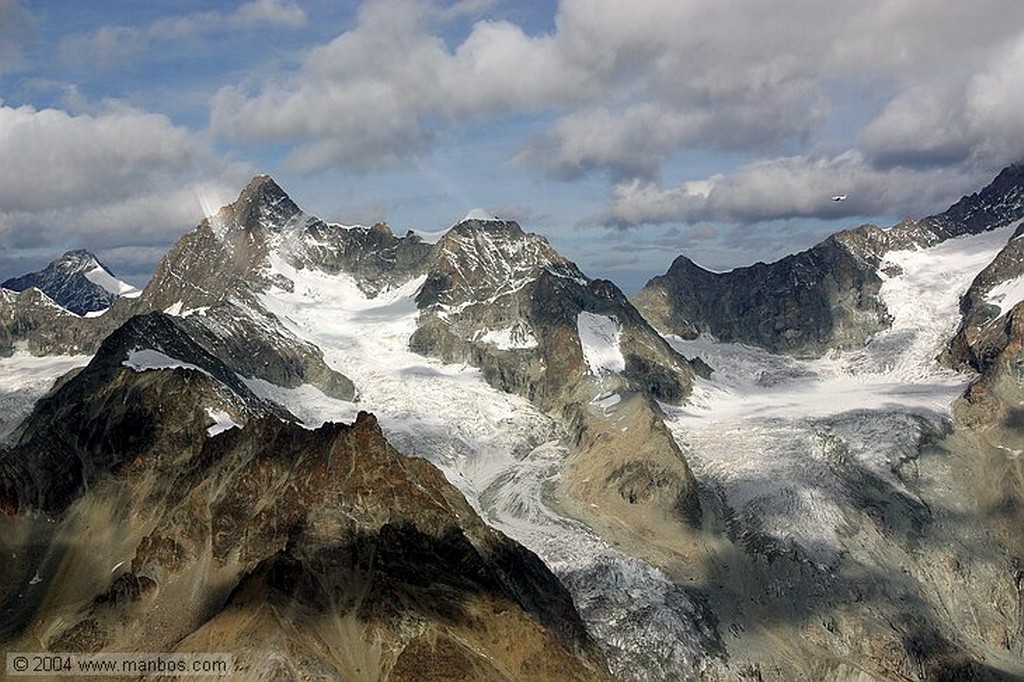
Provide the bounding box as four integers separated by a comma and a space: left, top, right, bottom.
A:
128, 176, 357, 400
1, 249, 138, 316
950, 285, 1024, 557
0, 287, 133, 357
409, 219, 704, 527
0, 311, 288, 514
635, 163, 1024, 355
633, 238, 890, 354
946, 223, 1024, 374
298, 221, 433, 295
0, 313, 611, 681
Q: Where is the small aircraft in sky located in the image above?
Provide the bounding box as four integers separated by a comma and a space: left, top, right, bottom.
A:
831, 195, 847, 202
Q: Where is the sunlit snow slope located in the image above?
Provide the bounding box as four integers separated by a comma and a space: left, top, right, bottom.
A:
663, 225, 1016, 562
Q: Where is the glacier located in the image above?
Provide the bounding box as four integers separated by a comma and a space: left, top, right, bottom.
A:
238, 223, 1017, 678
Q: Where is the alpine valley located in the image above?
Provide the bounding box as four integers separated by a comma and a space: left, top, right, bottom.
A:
4, 165, 1024, 680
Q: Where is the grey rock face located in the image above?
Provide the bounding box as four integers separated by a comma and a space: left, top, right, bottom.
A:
412, 218, 699, 409
0, 286, 135, 357
297, 221, 434, 295
2, 249, 135, 316
635, 163, 1024, 356
946, 225, 1024, 375
633, 238, 891, 355
409, 218, 705, 526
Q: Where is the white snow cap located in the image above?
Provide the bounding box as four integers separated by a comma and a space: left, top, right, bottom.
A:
462, 208, 496, 221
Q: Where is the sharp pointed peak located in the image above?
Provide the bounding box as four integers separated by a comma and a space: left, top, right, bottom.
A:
243, 173, 282, 192
236, 173, 291, 205
54, 249, 105, 271
213, 174, 302, 233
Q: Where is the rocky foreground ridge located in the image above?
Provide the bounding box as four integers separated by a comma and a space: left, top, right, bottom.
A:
0, 310, 611, 680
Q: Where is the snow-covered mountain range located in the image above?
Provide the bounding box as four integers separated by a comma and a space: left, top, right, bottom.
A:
4, 165, 1024, 680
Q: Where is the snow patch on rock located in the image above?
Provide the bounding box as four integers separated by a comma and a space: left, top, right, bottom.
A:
577, 312, 625, 374
986, 273, 1024, 317
205, 407, 239, 436
123, 349, 210, 377
478, 324, 538, 350
84, 265, 139, 297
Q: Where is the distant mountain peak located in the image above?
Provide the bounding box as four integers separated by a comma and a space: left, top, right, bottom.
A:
57, 249, 102, 270
2, 249, 138, 316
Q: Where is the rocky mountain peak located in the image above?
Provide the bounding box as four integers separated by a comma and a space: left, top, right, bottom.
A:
919, 161, 1024, 239
422, 218, 572, 309
54, 249, 102, 272
212, 174, 301, 235
636, 163, 1024, 355
2, 249, 137, 316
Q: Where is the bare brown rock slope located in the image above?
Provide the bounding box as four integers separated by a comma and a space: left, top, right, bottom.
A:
0, 312, 611, 681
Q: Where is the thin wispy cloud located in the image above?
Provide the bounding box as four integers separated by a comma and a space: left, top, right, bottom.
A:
0, 0, 35, 75
59, 0, 307, 68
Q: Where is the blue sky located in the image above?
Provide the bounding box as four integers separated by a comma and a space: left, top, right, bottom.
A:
2, 0, 1024, 293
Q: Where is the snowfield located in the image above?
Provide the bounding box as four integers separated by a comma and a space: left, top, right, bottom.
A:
0, 350, 91, 443
84, 265, 140, 297
123, 348, 211, 376
664, 225, 1015, 564
577, 311, 625, 374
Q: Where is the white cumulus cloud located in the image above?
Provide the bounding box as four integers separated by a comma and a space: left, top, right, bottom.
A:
0, 103, 250, 257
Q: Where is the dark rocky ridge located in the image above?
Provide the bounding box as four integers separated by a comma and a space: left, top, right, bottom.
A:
0, 311, 289, 514
946, 221, 1024, 374
1, 249, 133, 316
635, 163, 1024, 355
0, 311, 611, 680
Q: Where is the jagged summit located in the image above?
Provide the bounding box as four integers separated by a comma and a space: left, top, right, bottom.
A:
419, 217, 578, 313
460, 207, 498, 222
211, 173, 302, 234
920, 162, 1024, 239
2, 249, 139, 316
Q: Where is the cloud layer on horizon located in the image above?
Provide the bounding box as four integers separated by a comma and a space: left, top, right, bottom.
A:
3, 0, 1024, 284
